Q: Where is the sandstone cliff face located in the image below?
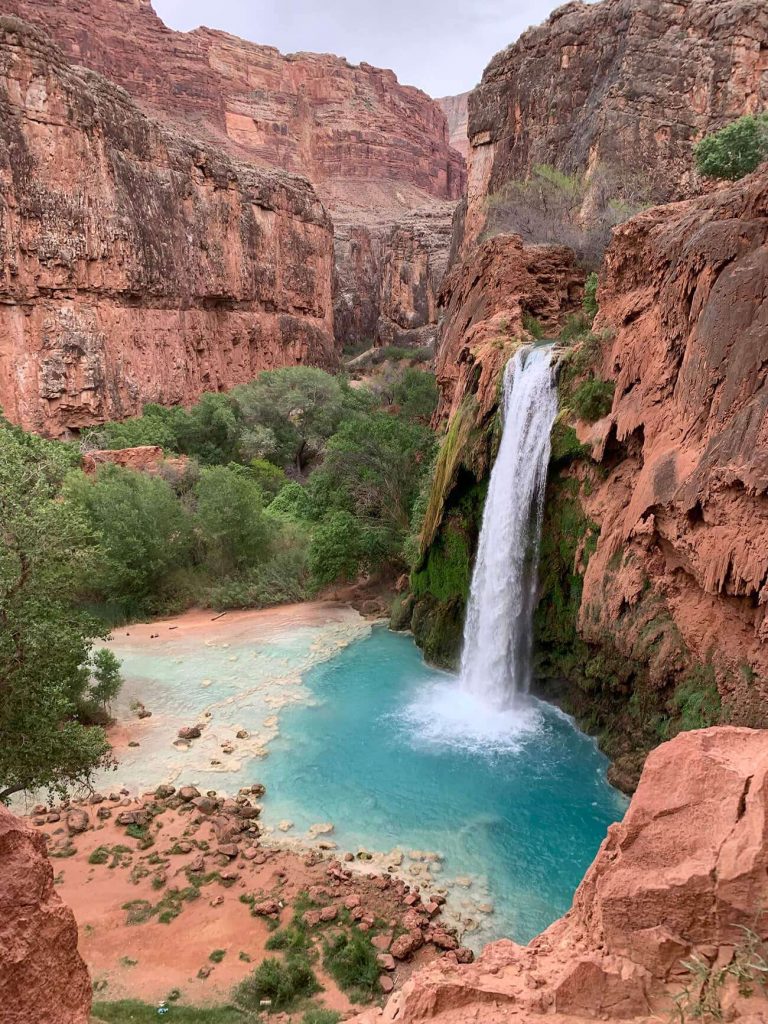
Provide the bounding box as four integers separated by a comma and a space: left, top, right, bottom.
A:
437, 93, 469, 161
435, 235, 584, 423
3, 0, 466, 352
0, 18, 336, 436
580, 164, 768, 721
352, 728, 768, 1024
0, 805, 91, 1024
463, 0, 768, 248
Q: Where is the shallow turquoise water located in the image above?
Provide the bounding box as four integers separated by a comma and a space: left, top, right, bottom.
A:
258, 626, 627, 945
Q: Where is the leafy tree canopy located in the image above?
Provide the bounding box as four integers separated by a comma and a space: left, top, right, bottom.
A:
694, 113, 768, 181
0, 420, 121, 802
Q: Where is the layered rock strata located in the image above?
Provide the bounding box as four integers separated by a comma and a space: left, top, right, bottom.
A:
2, 0, 466, 352
0, 805, 91, 1024
579, 163, 768, 722
462, 0, 768, 248
0, 18, 336, 436
352, 727, 768, 1024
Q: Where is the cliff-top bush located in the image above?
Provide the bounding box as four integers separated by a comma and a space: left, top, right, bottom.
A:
694, 113, 768, 181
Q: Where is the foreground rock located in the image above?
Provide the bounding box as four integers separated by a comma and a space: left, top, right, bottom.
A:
0, 806, 91, 1024
350, 727, 768, 1023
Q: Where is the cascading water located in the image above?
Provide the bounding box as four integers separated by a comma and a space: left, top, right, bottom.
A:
402, 343, 559, 750
458, 344, 558, 707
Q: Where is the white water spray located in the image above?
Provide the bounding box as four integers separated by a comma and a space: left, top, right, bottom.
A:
458, 345, 558, 707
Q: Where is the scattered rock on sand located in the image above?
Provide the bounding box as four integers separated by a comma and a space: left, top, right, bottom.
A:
178, 786, 200, 802
178, 726, 202, 740
66, 809, 89, 835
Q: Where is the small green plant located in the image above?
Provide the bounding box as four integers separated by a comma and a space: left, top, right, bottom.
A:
694, 112, 768, 181
522, 312, 544, 339
672, 664, 722, 732
122, 900, 153, 925
93, 1000, 242, 1022
88, 846, 110, 865
266, 922, 312, 955
560, 312, 592, 342
671, 926, 768, 1022
583, 272, 599, 319
322, 929, 381, 1003
301, 1009, 342, 1024
209, 949, 226, 963
571, 378, 615, 422
234, 955, 321, 1013
238, 951, 252, 963
119, 956, 138, 968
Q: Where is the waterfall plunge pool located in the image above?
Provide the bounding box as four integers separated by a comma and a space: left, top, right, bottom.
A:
103, 614, 627, 948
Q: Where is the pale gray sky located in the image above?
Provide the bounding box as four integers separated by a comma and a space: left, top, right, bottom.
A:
152, 0, 576, 98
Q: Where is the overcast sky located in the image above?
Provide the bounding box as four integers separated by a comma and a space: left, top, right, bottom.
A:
152, 0, 575, 97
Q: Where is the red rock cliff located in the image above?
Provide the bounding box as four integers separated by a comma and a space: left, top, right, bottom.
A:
463, 0, 768, 247
0, 18, 336, 437
352, 727, 768, 1024
581, 164, 768, 723
0, 805, 91, 1024
437, 93, 469, 161
2, 0, 466, 351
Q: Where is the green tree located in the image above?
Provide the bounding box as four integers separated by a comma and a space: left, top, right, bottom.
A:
308, 511, 365, 586
232, 367, 349, 471
195, 466, 270, 575
0, 422, 121, 801
312, 413, 435, 534
583, 272, 599, 320
694, 113, 768, 181
65, 465, 193, 615
392, 369, 439, 423
249, 458, 289, 501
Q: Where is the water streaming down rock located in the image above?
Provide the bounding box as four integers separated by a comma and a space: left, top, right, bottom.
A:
459, 345, 558, 707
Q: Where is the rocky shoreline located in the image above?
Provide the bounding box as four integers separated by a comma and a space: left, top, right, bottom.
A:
21, 781, 473, 1016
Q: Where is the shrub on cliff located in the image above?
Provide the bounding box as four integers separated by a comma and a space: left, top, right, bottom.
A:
695, 113, 768, 181
572, 378, 615, 422
484, 162, 657, 267
0, 420, 121, 802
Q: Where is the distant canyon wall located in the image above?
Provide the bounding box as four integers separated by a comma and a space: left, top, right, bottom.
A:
437, 92, 470, 161
0, 18, 335, 436
462, 0, 768, 248
2, 0, 466, 354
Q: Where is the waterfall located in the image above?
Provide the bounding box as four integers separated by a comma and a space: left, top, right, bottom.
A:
458, 344, 558, 708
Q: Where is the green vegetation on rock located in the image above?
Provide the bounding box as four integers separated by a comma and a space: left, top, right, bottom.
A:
694, 112, 768, 181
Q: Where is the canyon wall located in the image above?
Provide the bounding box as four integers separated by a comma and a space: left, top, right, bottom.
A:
552, 164, 768, 785
437, 93, 469, 161
0, 18, 336, 437
2, 0, 466, 353
352, 727, 768, 1024
0, 805, 91, 1024
404, 0, 768, 788
462, 0, 768, 248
